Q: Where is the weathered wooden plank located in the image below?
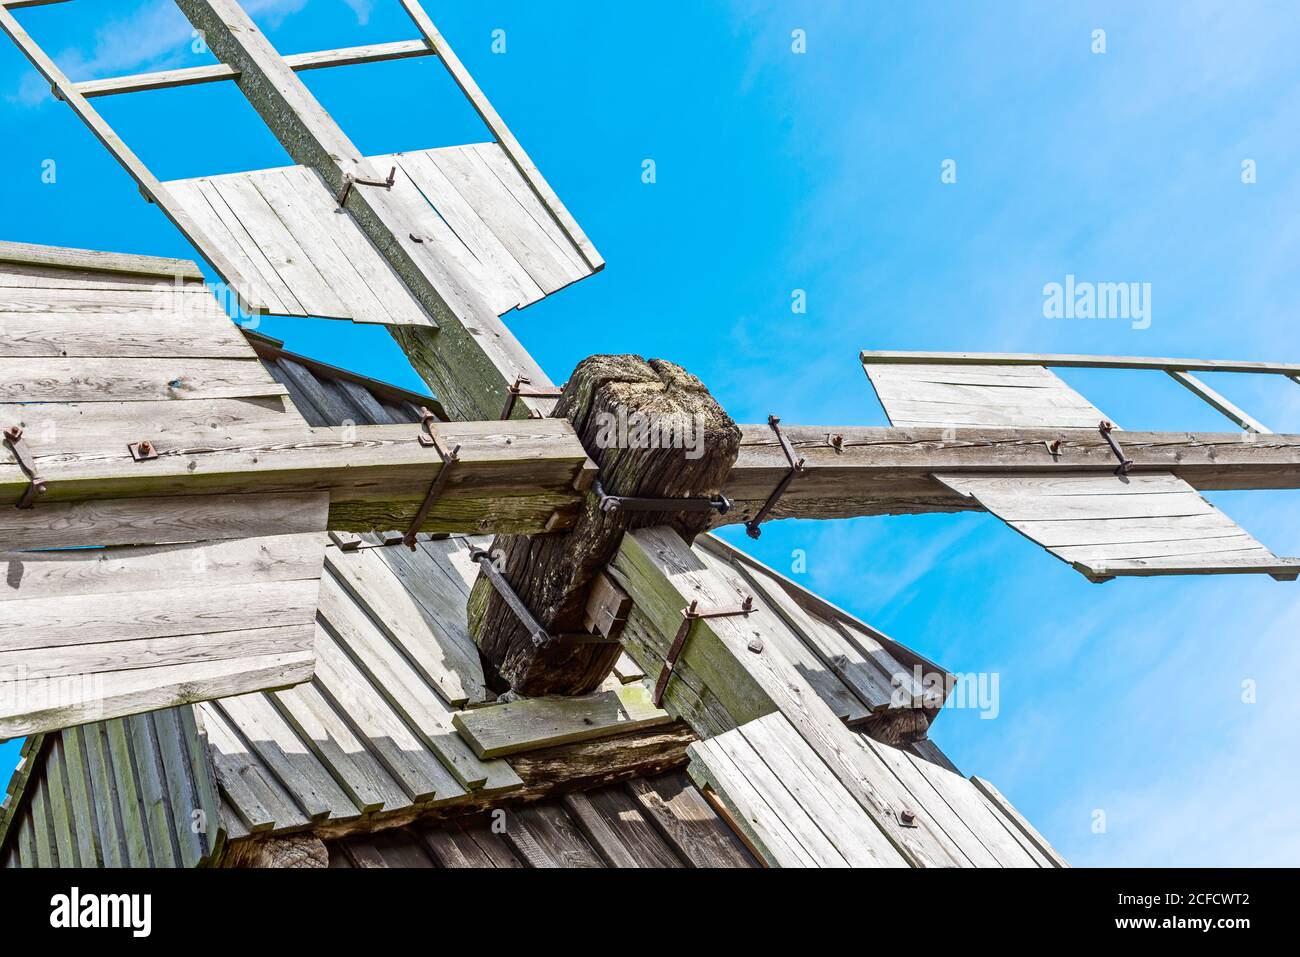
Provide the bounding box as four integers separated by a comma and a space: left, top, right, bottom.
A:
28, 776, 56, 867
1168, 370, 1272, 434
328, 546, 485, 707
1078, 556, 1300, 580
126, 713, 181, 869
59, 726, 104, 867
42, 736, 78, 867
0, 313, 249, 359
453, 683, 671, 759
0, 648, 316, 740
612, 526, 969, 868
971, 775, 1068, 868
625, 771, 756, 868
196, 701, 307, 834
80, 723, 126, 867
0, 357, 288, 403
103, 718, 152, 866
398, 0, 603, 271
317, 576, 515, 792
563, 787, 684, 868
688, 734, 823, 867
861, 350, 1300, 376
739, 712, 907, 867
76, 40, 436, 98
214, 693, 358, 823
419, 817, 523, 868
151, 709, 209, 867
0, 240, 205, 282
270, 680, 409, 815
310, 627, 466, 804
502, 804, 604, 868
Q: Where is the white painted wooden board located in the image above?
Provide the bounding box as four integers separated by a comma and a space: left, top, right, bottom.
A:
0, 498, 328, 737
865, 363, 1111, 430
935, 471, 1292, 580
161, 142, 597, 325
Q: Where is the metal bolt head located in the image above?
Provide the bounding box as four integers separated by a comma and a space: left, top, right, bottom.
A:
3, 426, 21, 442
747, 637, 764, 654
900, 809, 917, 826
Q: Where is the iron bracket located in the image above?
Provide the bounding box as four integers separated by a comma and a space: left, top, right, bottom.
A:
593, 478, 732, 516
1098, 420, 1133, 476
3, 426, 47, 509
337, 166, 397, 206
467, 548, 554, 648
654, 596, 755, 706
403, 412, 461, 550
745, 415, 807, 539
500, 374, 564, 420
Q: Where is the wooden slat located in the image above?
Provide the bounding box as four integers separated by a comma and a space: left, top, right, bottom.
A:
151, 708, 211, 867
562, 788, 684, 868
0, 312, 250, 359
0, 357, 288, 403
452, 683, 672, 759
971, 775, 1068, 868
196, 701, 307, 834
501, 804, 604, 868
42, 736, 78, 867
0, 9, 270, 310
419, 817, 522, 868
0, 240, 204, 281
103, 718, 152, 866
59, 727, 104, 867
325, 544, 485, 708
270, 681, 409, 815
76, 40, 436, 98
310, 627, 465, 804
214, 693, 358, 823
127, 713, 182, 869
316, 575, 515, 792
80, 723, 126, 867
862, 350, 1300, 376
1169, 370, 1272, 433
398, 0, 603, 271
625, 772, 756, 868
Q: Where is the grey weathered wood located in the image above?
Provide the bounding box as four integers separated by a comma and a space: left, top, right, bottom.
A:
0, 239, 205, 281
76, 40, 436, 98
862, 350, 1300, 376
971, 775, 1068, 867
453, 683, 671, 759
80, 724, 126, 867
126, 713, 182, 869
624, 772, 756, 867
103, 718, 152, 867
470, 356, 741, 695
0, 357, 288, 403
0, 312, 249, 359
175, 0, 563, 421
501, 804, 603, 868
197, 701, 306, 834
42, 737, 77, 867
1168, 370, 1272, 434
59, 727, 104, 867
398, 0, 603, 272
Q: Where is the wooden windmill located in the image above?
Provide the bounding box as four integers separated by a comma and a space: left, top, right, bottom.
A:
0, 0, 1292, 869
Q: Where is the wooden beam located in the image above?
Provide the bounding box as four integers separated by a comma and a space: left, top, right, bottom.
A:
0, 4, 270, 311
174, 0, 552, 420
862, 350, 1300, 376
718, 425, 1300, 524
0, 421, 595, 547
0, 240, 205, 281
75, 40, 436, 98
1168, 370, 1272, 433
452, 683, 671, 759
398, 0, 603, 273
468, 356, 741, 695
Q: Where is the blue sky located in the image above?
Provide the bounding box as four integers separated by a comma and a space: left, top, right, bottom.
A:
4, 0, 1300, 866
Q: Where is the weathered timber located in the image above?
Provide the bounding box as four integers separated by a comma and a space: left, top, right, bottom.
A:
174, 0, 555, 420
608, 526, 972, 868
468, 356, 742, 695
718, 425, 1300, 525
0, 421, 594, 545
222, 834, 329, 869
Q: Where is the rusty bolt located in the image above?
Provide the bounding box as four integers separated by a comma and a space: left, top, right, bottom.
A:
3, 426, 22, 443
900, 809, 917, 826
137, 441, 153, 456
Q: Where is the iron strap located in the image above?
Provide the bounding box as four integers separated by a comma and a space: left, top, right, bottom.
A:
3, 426, 46, 510
593, 478, 732, 516
1098, 420, 1133, 476
500, 374, 564, 420
467, 548, 554, 648
403, 409, 461, 550
337, 166, 396, 206
654, 596, 755, 706
745, 415, 806, 539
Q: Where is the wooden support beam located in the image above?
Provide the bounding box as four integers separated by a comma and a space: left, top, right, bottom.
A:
1168, 370, 1272, 434
174, 0, 553, 420
0, 240, 205, 281
0, 421, 595, 547
0, 4, 269, 311
862, 350, 1300, 376
718, 425, 1300, 525
75, 40, 436, 98
468, 356, 742, 695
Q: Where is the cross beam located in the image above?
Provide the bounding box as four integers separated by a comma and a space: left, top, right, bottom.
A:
718, 426, 1300, 525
